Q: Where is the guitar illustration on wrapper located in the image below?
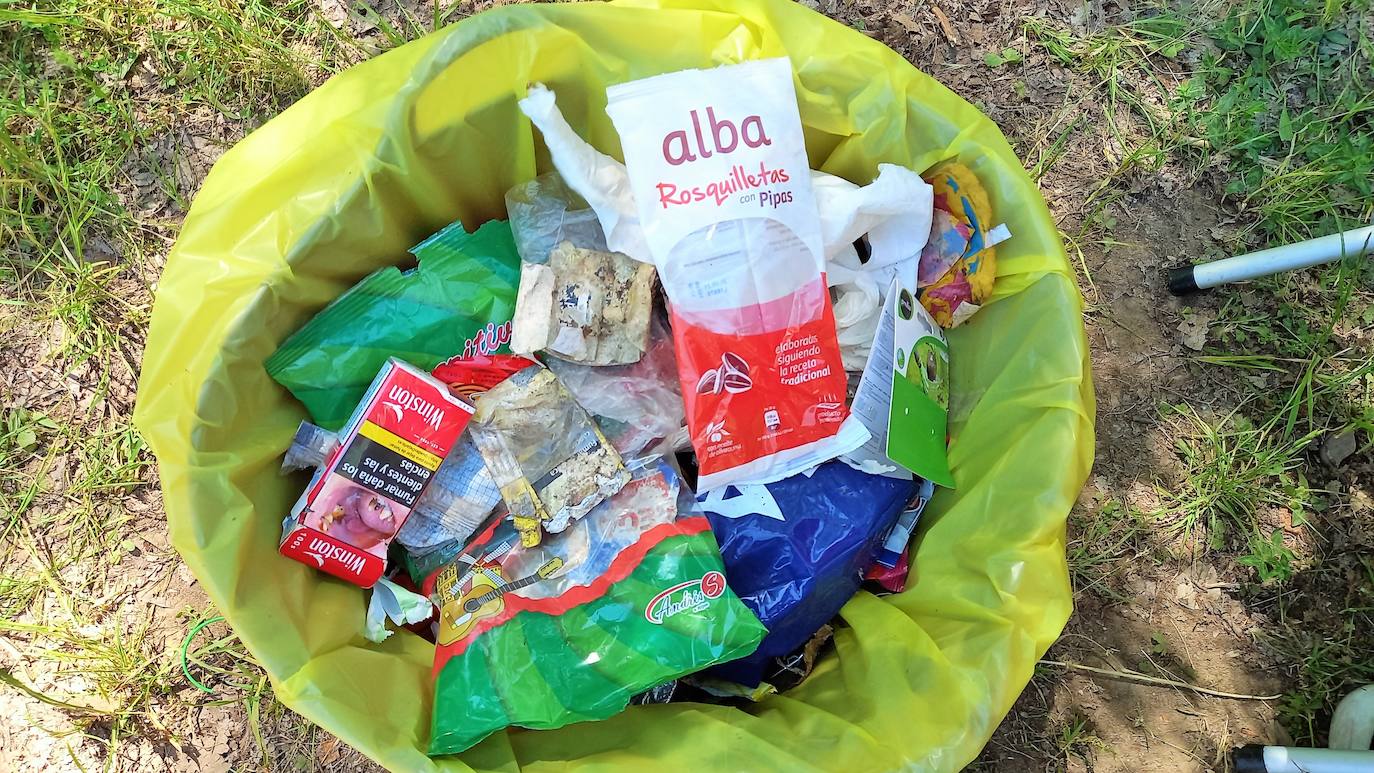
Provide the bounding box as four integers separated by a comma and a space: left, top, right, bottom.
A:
438, 557, 564, 644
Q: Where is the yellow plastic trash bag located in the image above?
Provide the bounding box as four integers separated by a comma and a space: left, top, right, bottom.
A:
134, 0, 1094, 769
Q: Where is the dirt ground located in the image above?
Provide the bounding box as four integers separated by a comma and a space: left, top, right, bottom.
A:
2, 0, 1370, 771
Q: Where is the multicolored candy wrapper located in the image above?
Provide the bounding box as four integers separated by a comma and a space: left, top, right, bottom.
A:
916, 210, 972, 288
918, 162, 1003, 327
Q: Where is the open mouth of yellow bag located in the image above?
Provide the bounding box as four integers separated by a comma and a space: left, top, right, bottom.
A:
133, 0, 1095, 769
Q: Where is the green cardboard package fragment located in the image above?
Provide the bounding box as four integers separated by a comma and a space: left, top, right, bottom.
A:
845, 277, 954, 487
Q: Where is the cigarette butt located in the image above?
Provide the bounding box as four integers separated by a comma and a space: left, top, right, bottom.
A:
931, 4, 960, 44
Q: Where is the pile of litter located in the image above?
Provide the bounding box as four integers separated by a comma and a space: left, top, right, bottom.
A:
266, 57, 1010, 756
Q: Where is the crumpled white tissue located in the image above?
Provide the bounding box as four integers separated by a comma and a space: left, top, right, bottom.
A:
519, 85, 651, 261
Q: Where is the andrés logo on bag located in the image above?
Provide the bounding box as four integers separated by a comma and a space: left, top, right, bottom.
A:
644, 570, 726, 624
606, 58, 867, 491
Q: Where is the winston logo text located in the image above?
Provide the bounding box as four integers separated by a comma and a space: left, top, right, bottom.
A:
304, 538, 366, 576
384, 384, 445, 431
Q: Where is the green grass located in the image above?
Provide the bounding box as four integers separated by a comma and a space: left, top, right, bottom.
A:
1266, 621, 1374, 745
0, 2, 430, 767
1067, 499, 1148, 600
1055, 711, 1109, 765
1200, 0, 1374, 242
2, 0, 351, 279
1026, 0, 1373, 245
1159, 404, 1319, 550
1023, 11, 1210, 232
1028, 0, 1374, 748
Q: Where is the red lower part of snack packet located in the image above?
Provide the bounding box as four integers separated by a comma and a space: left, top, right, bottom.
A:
672, 277, 852, 488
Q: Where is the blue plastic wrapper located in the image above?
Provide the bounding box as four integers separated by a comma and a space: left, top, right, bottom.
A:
696, 460, 919, 686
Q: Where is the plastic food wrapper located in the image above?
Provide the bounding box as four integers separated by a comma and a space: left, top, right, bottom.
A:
918, 162, 1011, 328
865, 548, 911, 593
697, 460, 917, 686
470, 364, 630, 546
364, 576, 435, 643
917, 210, 973, 288
511, 241, 657, 365
265, 220, 520, 430
506, 173, 612, 264
136, 2, 1095, 769
279, 359, 475, 587
864, 479, 936, 593
876, 478, 935, 567
543, 317, 688, 459
426, 458, 767, 755
431, 353, 535, 402
282, 421, 339, 473
603, 58, 867, 489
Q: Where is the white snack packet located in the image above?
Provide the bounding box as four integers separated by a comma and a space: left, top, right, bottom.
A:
604, 58, 867, 489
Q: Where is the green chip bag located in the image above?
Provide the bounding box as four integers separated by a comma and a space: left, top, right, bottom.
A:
266, 220, 520, 430
425, 459, 765, 756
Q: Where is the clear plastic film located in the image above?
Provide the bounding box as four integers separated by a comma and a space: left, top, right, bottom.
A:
469, 365, 631, 546
543, 316, 688, 460
281, 421, 339, 473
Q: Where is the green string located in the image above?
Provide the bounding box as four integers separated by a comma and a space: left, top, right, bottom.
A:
180, 616, 226, 694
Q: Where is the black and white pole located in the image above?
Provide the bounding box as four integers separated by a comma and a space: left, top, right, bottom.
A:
1233, 685, 1374, 772
1167, 224, 1374, 295
1233, 746, 1374, 772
